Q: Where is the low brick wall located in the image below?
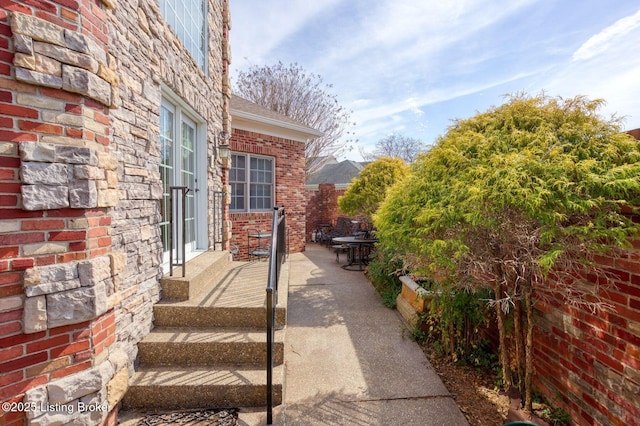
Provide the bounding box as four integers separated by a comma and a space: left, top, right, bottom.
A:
533, 240, 640, 426
305, 183, 346, 241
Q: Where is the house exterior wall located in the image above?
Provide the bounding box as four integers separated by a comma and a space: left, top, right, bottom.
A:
305, 183, 346, 240
0, 0, 229, 424
229, 128, 306, 260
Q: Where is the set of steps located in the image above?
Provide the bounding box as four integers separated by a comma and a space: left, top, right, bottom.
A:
122, 251, 287, 410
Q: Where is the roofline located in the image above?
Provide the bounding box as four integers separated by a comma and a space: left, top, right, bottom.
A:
230, 107, 323, 138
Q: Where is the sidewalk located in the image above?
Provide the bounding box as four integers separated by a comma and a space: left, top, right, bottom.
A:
242, 243, 469, 425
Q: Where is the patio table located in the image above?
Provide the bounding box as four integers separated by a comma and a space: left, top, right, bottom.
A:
331, 236, 378, 271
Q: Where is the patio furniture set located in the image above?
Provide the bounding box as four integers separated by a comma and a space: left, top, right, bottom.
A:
315, 218, 377, 271
244, 218, 377, 270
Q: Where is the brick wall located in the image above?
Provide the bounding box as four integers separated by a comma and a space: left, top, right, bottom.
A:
527, 133, 640, 425
0, 0, 229, 424
305, 183, 346, 240
531, 221, 640, 425
229, 129, 306, 260
0, 1, 126, 424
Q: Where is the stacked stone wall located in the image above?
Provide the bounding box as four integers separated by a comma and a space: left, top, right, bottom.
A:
1, 0, 229, 424
0, 1, 127, 423
229, 129, 306, 259
107, 0, 228, 370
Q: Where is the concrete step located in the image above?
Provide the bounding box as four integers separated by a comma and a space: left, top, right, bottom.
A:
122, 365, 284, 410
153, 305, 287, 328
161, 250, 232, 301
137, 327, 284, 366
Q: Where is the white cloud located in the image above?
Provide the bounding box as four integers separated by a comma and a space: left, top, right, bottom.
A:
572, 8, 640, 61
229, 0, 342, 68
229, 0, 640, 160
542, 16, 640, 130
317, 0, 538, 70
350, 69, 545, 125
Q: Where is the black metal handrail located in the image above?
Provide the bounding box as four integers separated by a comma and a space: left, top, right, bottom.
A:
169, 186, 189, 277
266, 205, 285, 425
212, 190, 224, 249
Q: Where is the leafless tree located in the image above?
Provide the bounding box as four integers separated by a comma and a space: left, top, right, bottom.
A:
360, 133, 425, 163
234, 62, 356, 173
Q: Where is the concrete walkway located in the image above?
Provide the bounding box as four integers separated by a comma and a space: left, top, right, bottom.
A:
241, 243, 469, 425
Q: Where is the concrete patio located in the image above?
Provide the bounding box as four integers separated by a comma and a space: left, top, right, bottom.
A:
119, 242, 469, 425
239, 242, 469, 425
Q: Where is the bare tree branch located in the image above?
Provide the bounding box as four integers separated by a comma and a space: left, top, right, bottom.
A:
233, 62, 356, 173
360, 133, 425, 163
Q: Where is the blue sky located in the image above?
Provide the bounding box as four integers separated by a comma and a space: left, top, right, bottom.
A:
229, 0, 640, 161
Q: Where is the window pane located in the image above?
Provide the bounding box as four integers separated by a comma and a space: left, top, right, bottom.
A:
230, 154, 247, 211
232, 154, 274, 212
160, 0, 206, 68
231, 182, 244, 210
248, 157, 273, 211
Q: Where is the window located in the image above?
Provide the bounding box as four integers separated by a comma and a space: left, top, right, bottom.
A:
160, 0, 207, 69
230, 153, 274, 212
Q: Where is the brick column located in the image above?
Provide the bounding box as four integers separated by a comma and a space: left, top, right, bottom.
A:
1, 4, 125, 425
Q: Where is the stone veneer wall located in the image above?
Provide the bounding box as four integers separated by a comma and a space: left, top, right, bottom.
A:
305, 183, 346, 241
0, 0, 230, 424
229, 129, 306, 260
107, 0, 229, 365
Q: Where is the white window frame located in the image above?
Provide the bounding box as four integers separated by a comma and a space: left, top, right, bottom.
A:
159, 0, 208, 70
230, 152, 275, 213
160, 87, 208, 270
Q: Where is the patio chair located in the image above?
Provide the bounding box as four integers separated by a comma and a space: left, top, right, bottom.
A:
318, 216, 353, 246
331, 244, 349, 262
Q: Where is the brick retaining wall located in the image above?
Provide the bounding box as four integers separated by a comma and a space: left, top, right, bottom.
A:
533, 236, 640, 426
305, 183, 346, 241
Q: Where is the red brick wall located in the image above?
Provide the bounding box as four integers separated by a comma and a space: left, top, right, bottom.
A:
305, 183, 346, 241
229, 129, 306, 260
1, 2, 118, 425
528, 133, 640, 426
533, 233, 640, 426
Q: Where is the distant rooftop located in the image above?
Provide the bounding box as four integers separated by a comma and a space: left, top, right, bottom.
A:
306, 160, 368, 187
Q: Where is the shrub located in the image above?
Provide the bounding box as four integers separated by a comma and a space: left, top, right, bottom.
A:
366, 248, 403, 308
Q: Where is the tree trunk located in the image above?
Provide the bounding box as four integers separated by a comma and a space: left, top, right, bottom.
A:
513, 298, 525, 394
524, 284, 534, 412
448, 320, 456, 360
493, 281, 512, 389
464, 316, 472, 356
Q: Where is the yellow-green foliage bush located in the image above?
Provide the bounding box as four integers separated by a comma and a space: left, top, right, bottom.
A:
374, 93, 640, 410
338, 157, 409, 217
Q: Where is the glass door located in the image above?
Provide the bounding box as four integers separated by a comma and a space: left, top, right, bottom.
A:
160, 101, 200, 265
181, 116, 197, 253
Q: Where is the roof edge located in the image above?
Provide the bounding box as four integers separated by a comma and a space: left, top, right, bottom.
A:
231, 108, 323, 138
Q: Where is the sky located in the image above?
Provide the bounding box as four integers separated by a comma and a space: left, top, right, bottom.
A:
229, 0, 640, 161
